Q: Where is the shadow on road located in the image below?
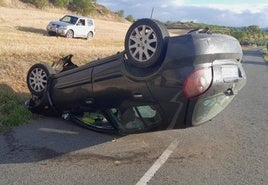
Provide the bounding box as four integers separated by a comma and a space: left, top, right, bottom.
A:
0, 118, 118, 164
0, 84, 118, 164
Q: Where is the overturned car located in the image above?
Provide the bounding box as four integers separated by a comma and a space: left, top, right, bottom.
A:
26, 18, 246, 134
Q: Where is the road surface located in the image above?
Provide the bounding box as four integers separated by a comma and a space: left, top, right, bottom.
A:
0, 49, 267, 185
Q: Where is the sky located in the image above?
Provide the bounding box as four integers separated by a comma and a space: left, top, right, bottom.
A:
97, 0, 268, 28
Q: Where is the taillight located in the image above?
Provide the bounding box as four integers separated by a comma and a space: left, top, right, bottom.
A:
183, 67, 212, 99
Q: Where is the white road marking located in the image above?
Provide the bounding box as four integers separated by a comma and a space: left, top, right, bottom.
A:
136, 137, 180, 185
39, 128, 79, 135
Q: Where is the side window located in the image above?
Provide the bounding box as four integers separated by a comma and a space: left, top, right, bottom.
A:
110, 104, 162, 131
70, 17, 78, 24
135, 105, 162, 126
77, 19, 85, 26
81, 112, 107, 125
87, 19, 93, 26
77, 111, 115, 131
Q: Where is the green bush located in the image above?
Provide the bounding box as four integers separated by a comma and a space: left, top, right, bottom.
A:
21, 0, 48, 8
20, 0, 97, 14
116, 10, 124, 18
69, 0, 94, 15
125, 15, 135, 23
262, 48, 267, 54
51, 0, 69, 8
33, 0, 48, 8
0, 90, 33, 132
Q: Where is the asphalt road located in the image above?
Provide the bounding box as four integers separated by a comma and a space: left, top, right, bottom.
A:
0, 49, 267, 185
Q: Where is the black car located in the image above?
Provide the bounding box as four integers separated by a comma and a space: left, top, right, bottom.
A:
26, 18, 246, 134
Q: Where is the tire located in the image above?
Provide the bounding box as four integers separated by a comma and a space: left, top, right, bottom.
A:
66, 30, 74, 38
87, 32, 94, 40
26, 63, 55, 96
124, 18, 169, 68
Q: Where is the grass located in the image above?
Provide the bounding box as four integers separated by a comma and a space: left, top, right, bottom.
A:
261, 48, 268, 62
264, 54, 268, 62
0, 6, 130, 131
0, 88, 33, 131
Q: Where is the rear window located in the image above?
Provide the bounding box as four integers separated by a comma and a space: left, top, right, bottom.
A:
87, 19, 94, 26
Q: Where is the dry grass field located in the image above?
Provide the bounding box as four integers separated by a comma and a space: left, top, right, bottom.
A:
0, 6, 130, 93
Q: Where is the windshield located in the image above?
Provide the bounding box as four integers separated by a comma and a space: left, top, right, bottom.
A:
60, 15, 78, 25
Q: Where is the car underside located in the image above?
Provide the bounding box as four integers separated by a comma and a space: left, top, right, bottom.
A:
26, 18, 246, 134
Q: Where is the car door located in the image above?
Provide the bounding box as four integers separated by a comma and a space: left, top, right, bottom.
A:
70, 104, 164, 134
86, 19, 94, 34
50, 64, 94, 112
75, 18, 86, 37
92, 56, 155, 109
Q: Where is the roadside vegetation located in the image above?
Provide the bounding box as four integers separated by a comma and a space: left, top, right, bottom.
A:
165, 21, 268, 47
0, 87, 33, 131
166, 21, 268, 62
18, 0, 136, 22
21, 0, 97, 14
115, 9, 135, 23
261, 43, 268, 62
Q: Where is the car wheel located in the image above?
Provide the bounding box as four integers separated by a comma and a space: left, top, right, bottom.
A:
124, 18, 169, 68
87, 32, 93, 40
27, 63, 55, 96
66, 30, 74, 38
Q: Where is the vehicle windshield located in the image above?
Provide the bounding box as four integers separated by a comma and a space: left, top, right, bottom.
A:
60, 15, 78, 25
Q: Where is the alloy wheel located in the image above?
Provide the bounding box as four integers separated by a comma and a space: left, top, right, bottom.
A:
28, 67, 48, 93
128, 25, 157, 62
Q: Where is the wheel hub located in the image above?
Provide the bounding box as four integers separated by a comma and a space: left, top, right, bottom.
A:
29, 68, 47, 92
129, 25, 157, 62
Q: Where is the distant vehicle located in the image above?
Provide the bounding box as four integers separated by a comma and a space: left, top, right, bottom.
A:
46, 15, 95, 40
27, 18, 246, 134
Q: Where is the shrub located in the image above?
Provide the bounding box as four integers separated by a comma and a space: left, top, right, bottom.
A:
0, 90, 33, 131
262, 48, 267, 54
125, 15, 135, 23
33, 0, 48, 8
51, 0, 69, 8
21, 0, 48, 8
69, 0, 94, 15
116, 10, 124, 18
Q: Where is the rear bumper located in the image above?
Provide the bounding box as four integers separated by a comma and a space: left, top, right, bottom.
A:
187, 60, 246, 126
